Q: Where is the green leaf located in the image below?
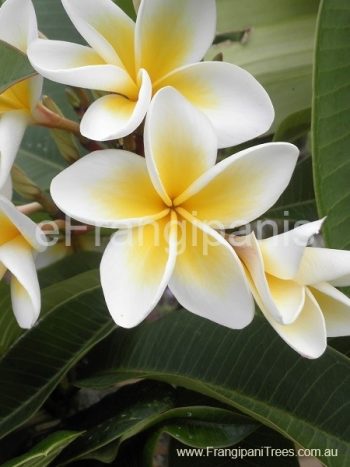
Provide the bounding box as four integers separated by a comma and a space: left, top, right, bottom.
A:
154, 410, 257, 449
0, 283, 21, 358
266, 156, 318, 222
1, 431, 81, 467
273, 108, 311, 143
0, 252, 101, 358
38, 251, 101, 288
57, 382, 176, 464
312, 0, 350, 249
0, 40, 36, 94
209, 0, 320, 129
56, 380, 257, 465
0, 270, 115, 439
79, 312, 350, 467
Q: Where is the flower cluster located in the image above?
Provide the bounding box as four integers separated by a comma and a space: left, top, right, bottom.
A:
0, 0, 349, 358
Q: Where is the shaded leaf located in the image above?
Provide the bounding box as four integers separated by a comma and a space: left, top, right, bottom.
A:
78, 311, 350, 467
2, 431, 81, 467
0, 270, 115, 439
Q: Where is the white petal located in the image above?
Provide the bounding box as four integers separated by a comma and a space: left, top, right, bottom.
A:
0, 0, 38, 52
0, 111, 29, 189
100, 213, 177, 328
62, 0, 135, 74
176, 143, 299, 228
296, 247, 350, 285
136, 0, 216, 82
259, 288, 327, 359
28, 39, 137, 95
0, 195, 46, 251
80, 69, 151, 141
50, 149, 168, 228
156, 62, 274, 148
332, 274, 350, 287
0, 236, 40, 328
145, 87, 217, 205
232, 233, 305, 324
310, 283, 350, 338
259, 219, 325, 280
0, 176, 12, 199
169, 214, 254, 329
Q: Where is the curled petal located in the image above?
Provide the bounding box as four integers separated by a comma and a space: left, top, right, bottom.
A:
80, 69, 151, 141
0, 195, 46, 251
258, 287, 327, 359
260, 219, 325, 280
0, 236, 40, 328
311, 283, 350, 338
296, 247, 350, 285
233, 233, 304, 325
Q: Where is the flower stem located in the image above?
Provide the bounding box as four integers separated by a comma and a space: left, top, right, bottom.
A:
17, 202, 44, 216
33, 103, 80, 135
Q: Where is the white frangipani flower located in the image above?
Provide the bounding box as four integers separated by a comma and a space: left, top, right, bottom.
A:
0, 0, 43, 189
50, 87, 298, 329
0, 195, 46, 329
28, 0, 274, 147
232, 220, 350, 359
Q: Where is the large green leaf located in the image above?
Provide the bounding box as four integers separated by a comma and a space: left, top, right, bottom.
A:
0, 252, 101, 358
0, 270, 115, 439
312, 0, 350, 249
57, 386, 257, 465
0, 283, 21, 357
0, 40, 36, 94
79, 312, 350, 467
150, 409, 257, 449
2, 431, 81, 467
210, 0, 320, 129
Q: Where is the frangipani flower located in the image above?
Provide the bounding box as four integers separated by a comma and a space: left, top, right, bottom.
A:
50, 87, 298, 329
0, 0, 43, 189
28, 0, 274, 147
0, 194, 46, 329
232, 220, 350, 359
